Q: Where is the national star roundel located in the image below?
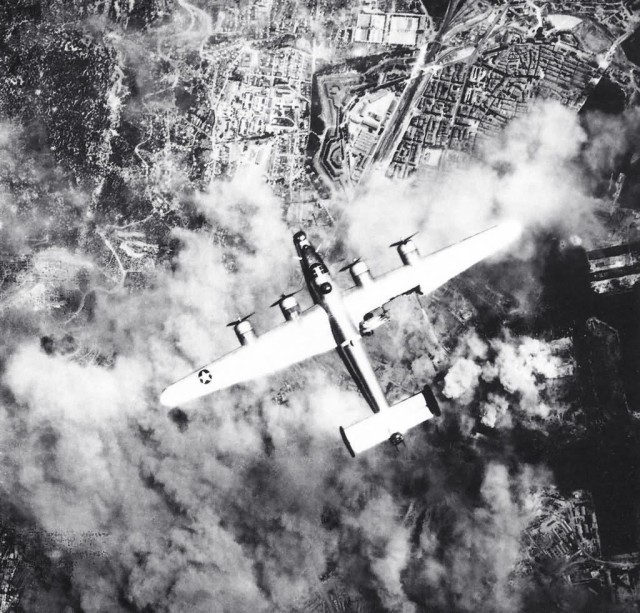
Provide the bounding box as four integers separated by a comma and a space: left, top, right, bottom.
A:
198, 369, 213, 384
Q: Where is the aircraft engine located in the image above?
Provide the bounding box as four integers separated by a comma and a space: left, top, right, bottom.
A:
278, 295, 301, 321
227, 315, 257, 346
340, 259, 373, 287
349, 260, 373, 287
271, 292, 301, 321
391, 234, 420, 265
397, 239, 419, 265
359, 308, 389, 336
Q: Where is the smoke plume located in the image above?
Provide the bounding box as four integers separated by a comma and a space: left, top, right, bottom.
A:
342, 101, 609, 272
0, 67, 636, 613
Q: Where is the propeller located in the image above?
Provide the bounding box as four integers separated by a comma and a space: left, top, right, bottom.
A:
269, 290, 300, 308
390, 233, 418, 248
226, 312, 255, 327
339, 258, 362, 273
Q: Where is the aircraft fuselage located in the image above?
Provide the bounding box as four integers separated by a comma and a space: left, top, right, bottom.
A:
294, 232, 389, 413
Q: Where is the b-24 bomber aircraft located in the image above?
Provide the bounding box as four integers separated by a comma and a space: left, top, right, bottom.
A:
160, 221, 522, 456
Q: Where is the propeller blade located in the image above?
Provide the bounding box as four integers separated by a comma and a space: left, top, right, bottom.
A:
390, 232, 418, 248
339, 258, 361, 273
226, 312, 256, 327
269, 290, 301, 308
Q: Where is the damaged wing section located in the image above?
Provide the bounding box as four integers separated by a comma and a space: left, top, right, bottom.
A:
340, 386, 441, 457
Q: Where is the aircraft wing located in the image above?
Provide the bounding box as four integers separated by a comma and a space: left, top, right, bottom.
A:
344, 221, 522, 322
160, 304, 336, 407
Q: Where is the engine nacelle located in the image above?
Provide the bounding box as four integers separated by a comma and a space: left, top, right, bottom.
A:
359, 308, 389, 336
233, 319, 257, 346
397, 239, 419, 265
350, 260, 373, 287
279, 295, 301, 321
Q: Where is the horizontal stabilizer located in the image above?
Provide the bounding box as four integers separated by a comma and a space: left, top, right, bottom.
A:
340, 387, 440, 457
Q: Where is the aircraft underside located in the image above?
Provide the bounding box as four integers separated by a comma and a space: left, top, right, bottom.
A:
160, 222, 522, 456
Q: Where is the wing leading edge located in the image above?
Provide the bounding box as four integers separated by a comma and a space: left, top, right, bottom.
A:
160, 304, 336, 407
344, 221, 522, 321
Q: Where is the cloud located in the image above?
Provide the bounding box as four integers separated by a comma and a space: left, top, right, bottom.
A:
343, 100, 608, 271
443, 330, 566, 427
0, 96, 633, 612
351, 492, 412, 609
443, 357, 483, 402
582, 106, 640, 174
0, 164, 373, 610
394, 461, 552, 613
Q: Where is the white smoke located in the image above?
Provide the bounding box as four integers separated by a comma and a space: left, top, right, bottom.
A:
443, 330, 566, 427
343, 101, 608, 270
442, 358, 482, 402
0, 92, 634, 613
403, 462, 550, 613
360, 495, 413, 609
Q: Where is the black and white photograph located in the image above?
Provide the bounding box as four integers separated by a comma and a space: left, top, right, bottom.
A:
1, 0, 640, 611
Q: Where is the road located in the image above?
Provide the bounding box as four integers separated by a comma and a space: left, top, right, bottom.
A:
356, 0, 467, 186
356, 0, 511, 186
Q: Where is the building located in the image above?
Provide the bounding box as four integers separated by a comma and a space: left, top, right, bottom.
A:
353, 11, 426, 46
579, 317, 630, 420
524, 488, 604, 587
587, 241, 640, 295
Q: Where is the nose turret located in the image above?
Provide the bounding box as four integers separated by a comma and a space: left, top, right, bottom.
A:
294, 230, 313, 257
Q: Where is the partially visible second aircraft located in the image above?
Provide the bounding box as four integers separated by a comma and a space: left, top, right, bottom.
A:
161, 221, 522, 456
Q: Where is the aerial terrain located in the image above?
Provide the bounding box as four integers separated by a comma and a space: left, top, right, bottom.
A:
1, 0, 640, 611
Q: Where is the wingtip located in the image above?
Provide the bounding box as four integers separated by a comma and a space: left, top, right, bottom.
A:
486, 219, 523, 248
159, 387, 177, 408
500, 219, 524, 241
